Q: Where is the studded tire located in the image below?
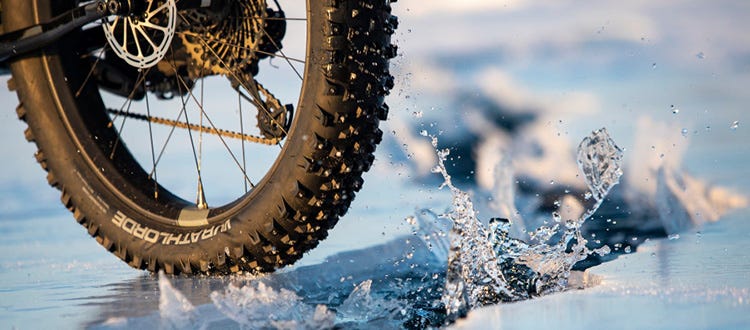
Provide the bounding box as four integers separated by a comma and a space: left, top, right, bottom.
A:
2, 0, 397, 274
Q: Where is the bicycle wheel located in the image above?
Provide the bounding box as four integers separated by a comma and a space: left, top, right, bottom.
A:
3, 0, 397, 274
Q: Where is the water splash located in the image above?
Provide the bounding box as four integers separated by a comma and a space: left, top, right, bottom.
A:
158, 271, 197, 329
336, 280, 404, 324
201, 278, 406, 329
210, 281, 335, 329
436, 128, 624, 319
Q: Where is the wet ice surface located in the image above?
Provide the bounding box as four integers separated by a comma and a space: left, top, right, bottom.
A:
0, 118, 748, 329
3, 127, 741, 329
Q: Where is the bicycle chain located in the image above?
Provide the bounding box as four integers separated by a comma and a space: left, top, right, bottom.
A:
107, 108, 282, 145
106, 79, 289, 146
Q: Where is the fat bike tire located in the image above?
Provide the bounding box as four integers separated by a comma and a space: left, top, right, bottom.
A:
2, 0, 398, 274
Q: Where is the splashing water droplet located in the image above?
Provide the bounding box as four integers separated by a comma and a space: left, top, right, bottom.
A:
593, 245, 611, 256
405, 216, 417, 226
576, 129, 624, 203
552, 211, 561, 222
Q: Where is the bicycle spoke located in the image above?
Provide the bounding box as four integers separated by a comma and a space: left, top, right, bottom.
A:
171, 68, 209, 208
109, 68, 151, 123
75, 45, 108, 98
257, 23, 303, 80
198, 66, 205, 207
169, 62, 258, 190
239, 93, 248, 193
144, 93, 160, 199
111, 96, 135, 160
109, 69, 151, 159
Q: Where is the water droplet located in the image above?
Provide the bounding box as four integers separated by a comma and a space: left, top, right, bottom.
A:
652, 62, 657, 69
696, 51, 705, 59
668, 233, 680, 240
584, 192, 592, 200
412, 110, 423, 118
593, 245, 611, 256
681, 128, 688, 137
670, 105, 679, 114
419, 130, 428, 137
624, 246, 632, 253
405, 216, 417, 225
730, 121, 739, 130
549, 180, 555, 185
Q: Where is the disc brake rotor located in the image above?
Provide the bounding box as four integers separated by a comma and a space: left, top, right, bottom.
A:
102, 0, 177, 69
